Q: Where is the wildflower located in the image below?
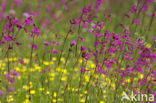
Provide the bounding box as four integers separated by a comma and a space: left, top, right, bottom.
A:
81, 67, 86, 73
80, 99, 85, 102
44, 41, 50, 46
146, 43, 151, 48
46, 91, 50, 95
139, 74, 144, 79
61, 77, 67, 81
71, 40, 77, 46
81, 46, 87, 52
12, 71, 19, 77
31, 26, 40, 37
0, 90, 4, 95
134, 19, 141, 25
52, 50, 58, 54
130, 7, 138, 13
39, 88, 44, 91
19, 58, 24, 64
137, 67, 144, 73
3, 35, 16, 42
147, 0, 152, 2
32, 43, 38, 50
9, 86, 15, 93
14, 0, 22, 8
58, 98, 63, 102
30, 90, 35, 95
24, 16, 34, 26
52, 99, 56, 102
23, 85, 29, 91
16, 42, 22, 46
53, 92, 57, 97
52, 41, 60, 45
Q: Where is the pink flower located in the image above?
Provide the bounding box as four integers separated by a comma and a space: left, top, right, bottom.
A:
24, 16, 34, 26
81, 46, 87, 52
14, 0, 22, 8
9, 86, 15, 93
81, 67, 86, 73
32, 43, 38, 50
52, 50, 58, 54
19, 58, 24, 64
44, 41, 50, 46
31, 26, 40, 37
71, 40, 77, 46
12, 71, 19, 77
16, 42, 22, 47
134, 19, 141, 25
146, 0, 152, 2
52, 41, 60, 45
0, 90, 4, 95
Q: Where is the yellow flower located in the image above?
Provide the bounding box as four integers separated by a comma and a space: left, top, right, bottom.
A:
61, 58, 65, 63
39, 88, 44, 91
24, 59, 29, 64
84, 91, 87, 94
121, 68, 125, 70
74, 68, 78, 72
62, 69, 67, 74
146, 43, 151, 48
52, 57, 56, 61
26, 95, 30, 99
44, 61, 50, 65
46, 91, 50, 95
35, 66, 41, 72
50, 77, 54, 81
56, 67, 61, 72
23, 99, 30, 103
7, 95, 14, 102
53, 92, 57, 97
125, 79, 131, 83
30, 90, 35, 95
23, 85, 29, 91
79, 59, 83, 63
15, 67, 20, 72
80, 99, 85, 103
85, 75, 90, 82
122, 82, 125, 85
94, 74, 98, 78
100, 101, 104, 103
72, 88, 75, 92
58, 98, 63, 102
52, 99, 56, 103
91, 63, 96, 68
139, 74, 144, 79
111, 83, 115, 90
61, 77, 67, 81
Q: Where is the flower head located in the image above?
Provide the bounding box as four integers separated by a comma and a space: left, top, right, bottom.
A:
44, 41, 50, 46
